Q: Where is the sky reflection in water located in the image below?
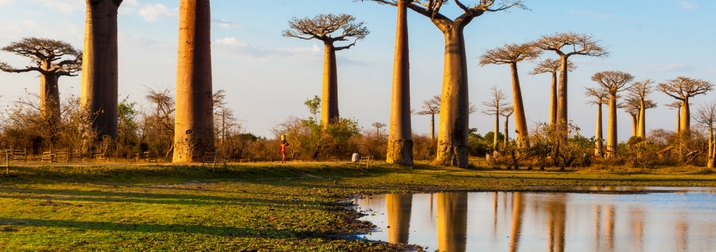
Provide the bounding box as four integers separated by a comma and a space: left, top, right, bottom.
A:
355, 188, 716, 252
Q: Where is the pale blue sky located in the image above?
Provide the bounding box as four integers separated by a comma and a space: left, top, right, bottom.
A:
0, 0, 714, 141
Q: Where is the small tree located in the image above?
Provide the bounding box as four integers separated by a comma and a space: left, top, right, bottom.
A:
0, 37, 82, 120
657, 77, 714, 133
304, 95, 321, 121
591, 70, 634, 158
415, 95, 441, 141
482, 85, 510, 149
500, 106, 514, 149
283, 13, 369, 125
695, 101, 716, 168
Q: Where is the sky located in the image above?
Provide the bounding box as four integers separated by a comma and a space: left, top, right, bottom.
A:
0, 0, 714, 141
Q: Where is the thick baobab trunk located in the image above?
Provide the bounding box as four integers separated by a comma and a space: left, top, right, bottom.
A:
607, 94, 618, 157
493, 113, 499, 149
386, 1, 413, 167
708, 124, 714, 168
630, 114, 638, 137
429, 114, 435, 141
556, 56, 569, 124
595, 103, 603, 157
638, 100, 646, 138
39, 71, 61, 120
676, 106, 681, 133
504, 114, 509, 148
173, 0, 215, 162
681, 99, 690, 133
550, 71, 558, 126
510, 63, 530, 148
321, 43, 339, 125
82, 0, 121, 139
435, 26, 469, 167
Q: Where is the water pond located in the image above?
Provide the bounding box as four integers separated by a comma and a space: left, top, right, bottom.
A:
355, 187, 716, 252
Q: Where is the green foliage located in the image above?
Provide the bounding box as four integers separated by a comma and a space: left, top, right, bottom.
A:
273, 116, 361, 161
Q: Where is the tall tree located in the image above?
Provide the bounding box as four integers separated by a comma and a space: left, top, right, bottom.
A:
529, 58, 575, 126
695, 101, 716, 168
82, 0, 123, 139
416, 95, 441, 141
282, 14, 369, 125
0, 37, 82, 120
666, 101, 682, 133
399, 0, 525, 167
591, 70, 634, 158
479, 43, 540, 148
584, 87, 608, 157
367, 0, 414, 166
173, 0, 215, 162
657, 77, 714, 133
535, 32, 608, 125
482, 85, 509, 149
629, 79, 655, 139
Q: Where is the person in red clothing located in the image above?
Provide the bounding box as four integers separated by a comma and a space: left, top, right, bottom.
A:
280, 140, 289, 163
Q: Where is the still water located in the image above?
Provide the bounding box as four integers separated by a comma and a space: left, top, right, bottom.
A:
355, 188, 716, 252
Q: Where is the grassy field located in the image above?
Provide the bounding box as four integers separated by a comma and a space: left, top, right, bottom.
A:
1, 161, 715, 251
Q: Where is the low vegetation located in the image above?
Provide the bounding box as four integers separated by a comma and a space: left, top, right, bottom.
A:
1, 161, 715, 251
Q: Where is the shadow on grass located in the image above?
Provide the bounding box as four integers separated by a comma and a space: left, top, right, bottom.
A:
0, 187, 311, 207
0, 217, 323, 239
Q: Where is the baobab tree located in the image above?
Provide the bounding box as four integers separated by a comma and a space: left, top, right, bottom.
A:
0, 37, 82, 120
629, 79, 656, 139
479, 43, 540, 148
282, 14, 369, 125
393, 0, 526, 167
482, 85, 510, 149
82, 0, 123, 139
529, 58, 575, 125
592, 70, 634, 158
666, 101, 683, 133
173, 0, 215, 162
621, 97, 656, 138
657, 77, 714, 133
695, 101, 716, 168
416, 95, 441, 141
501, 106, 514, 149
364, 0, 413, 166
584, 87, 608, 157
535, 32, 608, 125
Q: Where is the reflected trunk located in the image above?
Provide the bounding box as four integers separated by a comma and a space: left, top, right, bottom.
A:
386, 194, 413, 244
437, 192, 468, 252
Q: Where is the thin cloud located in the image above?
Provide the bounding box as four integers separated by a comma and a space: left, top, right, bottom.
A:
137, 3, 177, 22
120, 0, 178, 22
30, 0, 82, 15
707, 68, 716, 74
679, 1, 699, 10
213, 19, 242, 29
214, 37, 321, 62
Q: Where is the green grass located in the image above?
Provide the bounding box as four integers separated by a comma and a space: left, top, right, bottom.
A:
1, 161, 716, 251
